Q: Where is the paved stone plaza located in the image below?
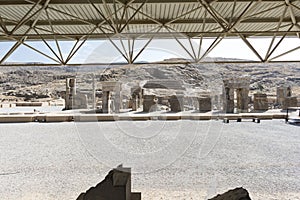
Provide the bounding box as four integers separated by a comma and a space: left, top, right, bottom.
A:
0, 120, 299, 200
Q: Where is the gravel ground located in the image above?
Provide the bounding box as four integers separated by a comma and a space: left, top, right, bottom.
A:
0, 120, 299, 200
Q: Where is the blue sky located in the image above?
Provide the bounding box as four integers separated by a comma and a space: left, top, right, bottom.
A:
1, 37, 300, 64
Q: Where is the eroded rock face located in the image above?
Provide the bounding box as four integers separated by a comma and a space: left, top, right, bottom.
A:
77, 166, 141, 200
208, 187, 251, 200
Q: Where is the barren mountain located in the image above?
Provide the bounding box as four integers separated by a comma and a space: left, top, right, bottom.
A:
0, 60, 299, 102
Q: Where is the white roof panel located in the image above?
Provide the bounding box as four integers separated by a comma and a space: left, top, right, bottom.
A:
0, 0, 299, 40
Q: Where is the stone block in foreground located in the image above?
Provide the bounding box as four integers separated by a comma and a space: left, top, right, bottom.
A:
208, 187, 251, 200
77, 166, 141, 200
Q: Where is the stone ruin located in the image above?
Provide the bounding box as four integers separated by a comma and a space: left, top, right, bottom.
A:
276, 86, 298, 109
250, 86, 298, 111
98, 80, 199, 113
66, 77, 299, 113
76, 165, 252, 200
101, 81, 121, 113
77, 165, 141, 200
223, 76, 250, 113
196, 91, 212, 112
65, 78, 88, 110
253, 93, 268, 111
140, 79, 214, 113
142, 79, 186, 112
208, 187, 251, 200
222, 77, 299, 113
142, 79, 185, 90
130, 85, 143, 111
251, 86, 298, 111
63, 78, 218, 113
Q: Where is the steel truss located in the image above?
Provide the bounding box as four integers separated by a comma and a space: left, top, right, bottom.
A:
0, 0, 300, 65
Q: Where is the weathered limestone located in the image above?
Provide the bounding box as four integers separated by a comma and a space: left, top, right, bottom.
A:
224, 87, 235, 113
143, 79, 184, 90
237, 88, 249, 112
114, 92, 121, 113
223, 76, 250, 113
276, 86, 291, 105
15, 102, 42, 107
92, 74, 96, 110
282, 96, 298, 109
74, 93, 88, 109
130, 98, 137, 111
143, 95, 157, 112
169, 95, 184, 112
77, 166, 141, 200
253, 93, 268, 111
65, 78, 88, 110
183, 96, 197, 110
65, 78, 76, 110
141, 80, 186, 112
198, 96, 212, 112
101, 82, 121, 113
211, 94, 222, 110
208, 187, 251, 200
276, 86, 298, 109
102, 91, 110, 113
131, 86, 142, 111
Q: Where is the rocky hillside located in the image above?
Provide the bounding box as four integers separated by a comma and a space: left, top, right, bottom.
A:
98, 62, 300, 95
0, 61, 299, 102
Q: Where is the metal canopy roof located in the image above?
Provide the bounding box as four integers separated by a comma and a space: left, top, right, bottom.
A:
0, 0, 300, 64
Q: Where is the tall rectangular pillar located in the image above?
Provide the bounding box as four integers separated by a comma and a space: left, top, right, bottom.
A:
102, 82, 121, 113
198, 96, 212, 112
132, 96, 139, 111
102, 91, 110, 113
282, 97, 298, 109
224, 87, 234, 113
276, 86, 291, 105
169, 95, 184, 112
237, 88, 249, 112
143, 95, 156, 112
253, 93, 268, 111
65, 78, 76, 110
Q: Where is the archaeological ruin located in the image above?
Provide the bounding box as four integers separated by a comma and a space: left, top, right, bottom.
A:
77, 166, 141, 200
63, 76, 299, 117
276, 86, 298, 109
101, 81, 121, 113
253, 93, 268, 111
223, 76, 251, 113
65, 78, 88, 110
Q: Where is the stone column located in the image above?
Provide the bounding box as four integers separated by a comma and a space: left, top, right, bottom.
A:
131, 87, 142, 111
169, 95, 184, 112
198, 96, 212, 112
65, 78, 76, 110
224, 87, 234, 113
102, 82, 121, 113
114, 92, 121, 113
143, 95, 156, 112
237, 88, 249, 112
282, 96, 298, 109
65, 82, 70, 110
92, 74, 96, 110
277, 86, 292, 105
132, 96, 139, 111
139, 89, 143, 109
70, 78, 76, 97
75, 94, 88, 109
102, 91, 110, 113
253, 93, 268, 111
